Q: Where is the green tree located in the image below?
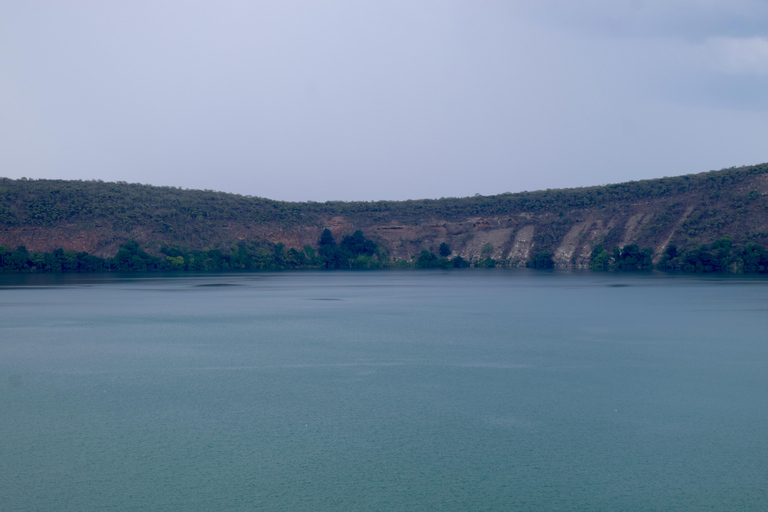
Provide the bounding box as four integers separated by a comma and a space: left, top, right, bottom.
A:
527, 252, 554, 269
590, 245, 611, 271
112, 241, 162, 272
615, 245, 653, 271
416, 250, 438, 268
655, 244, 679, 270
476, 256, 497, 268
318, 229, 339, 268
319, 228, 335, 247
340, 230, 376, 256
741, 242, 768, 273
452, 256, 470, 268
710, 237, 733, 272
166, 256, 185, 270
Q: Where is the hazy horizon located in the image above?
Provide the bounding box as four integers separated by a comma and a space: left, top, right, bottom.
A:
2, 1, 768, 202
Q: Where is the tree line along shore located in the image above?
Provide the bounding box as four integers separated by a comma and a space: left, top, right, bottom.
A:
2, 229, 768, 274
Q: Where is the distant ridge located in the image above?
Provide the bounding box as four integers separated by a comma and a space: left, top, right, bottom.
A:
2, 162, 768, 267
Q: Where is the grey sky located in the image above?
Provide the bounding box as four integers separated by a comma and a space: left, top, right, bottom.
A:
2, 1, 767, 201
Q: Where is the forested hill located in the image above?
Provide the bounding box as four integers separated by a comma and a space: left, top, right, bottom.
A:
2, 162, 768, 268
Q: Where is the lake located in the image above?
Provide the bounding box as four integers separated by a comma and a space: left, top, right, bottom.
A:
1, 270, 767, 511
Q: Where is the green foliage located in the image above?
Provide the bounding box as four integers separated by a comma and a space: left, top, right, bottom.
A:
166, 256, 185, 270
4, 236, 768, 275
0, 245, 107, 273
319, 228, 335, 247
439, 242, 451, 257
526, 252, 554, 269
614, 245, 653, 271
415, 250, 436, 268
317, 229, 383, 269
0, 246, 32, 273
655, 245, 679, 271
341, 230, 377, 256
659, 237, 735, 273
415, 250, 451, 269
451, 256, 470, 268
113, 241, 164, 272
318, 229, 339, 268
0, 237, 350, 274
740, 242, 768, 273
590, 245, 611, 271
476, 256, 497, 268
588, 244, 653, 271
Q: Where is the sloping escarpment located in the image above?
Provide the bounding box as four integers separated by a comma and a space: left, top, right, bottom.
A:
2, 163, 768, 267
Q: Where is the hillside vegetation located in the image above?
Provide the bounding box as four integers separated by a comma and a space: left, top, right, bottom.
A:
2, 162, 768, 272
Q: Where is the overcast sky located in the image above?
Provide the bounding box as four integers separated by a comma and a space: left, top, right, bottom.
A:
2, 1, 768, 201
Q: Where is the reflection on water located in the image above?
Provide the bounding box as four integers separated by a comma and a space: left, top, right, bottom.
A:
1, 270, 768, 511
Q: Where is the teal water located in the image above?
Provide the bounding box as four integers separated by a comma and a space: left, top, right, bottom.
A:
1, 270, 767, 511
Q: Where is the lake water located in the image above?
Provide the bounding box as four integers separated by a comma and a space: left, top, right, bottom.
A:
1, 270, 767, 511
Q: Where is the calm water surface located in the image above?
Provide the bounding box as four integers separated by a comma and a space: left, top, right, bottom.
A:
1, 270, 767, 511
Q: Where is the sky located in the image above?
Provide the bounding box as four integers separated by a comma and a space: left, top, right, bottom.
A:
2, 1, 768, 201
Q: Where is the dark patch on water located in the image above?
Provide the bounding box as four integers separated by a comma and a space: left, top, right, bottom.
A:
0, 286, 62, 290
194, 283, 242, 288
607, 284, 631, 287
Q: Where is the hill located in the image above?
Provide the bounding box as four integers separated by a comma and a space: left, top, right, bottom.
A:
2, 162, 768, 268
